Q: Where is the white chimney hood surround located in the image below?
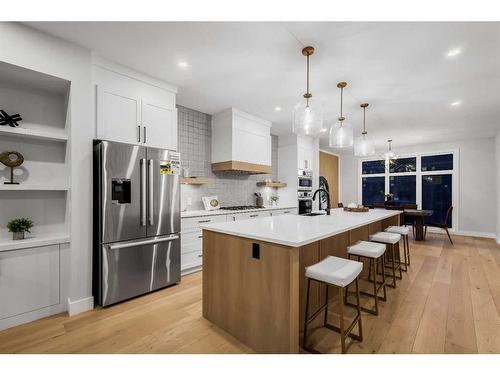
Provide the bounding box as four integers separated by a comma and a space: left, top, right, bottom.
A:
211, 108, 272, 174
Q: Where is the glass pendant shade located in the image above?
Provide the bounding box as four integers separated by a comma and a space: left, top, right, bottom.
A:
292, 98, 324, 137
329, 119, 354, 148
354, 133, 375, 156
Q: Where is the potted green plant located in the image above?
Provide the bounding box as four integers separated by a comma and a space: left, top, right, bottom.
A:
270, 194, 279, 207
7, 218, 33, 240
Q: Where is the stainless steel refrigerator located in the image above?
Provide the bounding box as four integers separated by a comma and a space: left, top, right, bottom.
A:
93, 140, 181, 306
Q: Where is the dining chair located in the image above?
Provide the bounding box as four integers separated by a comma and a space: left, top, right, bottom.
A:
424, 206, 453, 244
400, 204, 417, 237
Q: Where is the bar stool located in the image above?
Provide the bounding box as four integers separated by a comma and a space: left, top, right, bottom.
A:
369, 232, 402, 288
385, 225, 411, 271
303, 256, 363, 354
345, 241, 387, 315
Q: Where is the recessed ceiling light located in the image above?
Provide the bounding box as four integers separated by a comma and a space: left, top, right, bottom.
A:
446, 48, 462, 58
450, 100, 462, 107
177, 61, 189, 69
274, 106, 282, 112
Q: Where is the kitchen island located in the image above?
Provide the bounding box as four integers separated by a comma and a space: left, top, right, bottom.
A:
201, 208, 401, 353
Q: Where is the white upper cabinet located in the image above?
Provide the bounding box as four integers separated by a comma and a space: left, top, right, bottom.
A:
141, 98, 177, 150
97, 86, 141, 144
94, 58, 178, 150
297, 135, 315, 170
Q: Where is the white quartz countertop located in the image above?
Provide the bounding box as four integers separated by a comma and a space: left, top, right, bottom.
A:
201, 208, 401, 247
181, 206, 296, 218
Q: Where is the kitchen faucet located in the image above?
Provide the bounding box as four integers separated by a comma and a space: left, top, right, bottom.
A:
312, 188, 330, 215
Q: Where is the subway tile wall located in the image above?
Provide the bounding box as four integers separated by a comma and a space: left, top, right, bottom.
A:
178, 105, 279, 210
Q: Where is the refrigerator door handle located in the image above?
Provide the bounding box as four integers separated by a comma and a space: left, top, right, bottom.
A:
107, 234, 180, 250
140, 158, 147, 226
148, 159, 154, 225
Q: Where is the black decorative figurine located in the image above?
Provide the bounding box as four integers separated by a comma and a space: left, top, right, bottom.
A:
0, 151, 25, 184
0, 110, 22, 127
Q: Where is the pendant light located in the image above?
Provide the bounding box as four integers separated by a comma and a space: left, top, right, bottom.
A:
354, 103, 375, 156
329, 81, 354, 148
383, 139, 397, 163
292, 46, 323, 137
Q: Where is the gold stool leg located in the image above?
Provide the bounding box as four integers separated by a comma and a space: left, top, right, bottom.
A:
338, 287, 346, 354
355, 278, 363, 341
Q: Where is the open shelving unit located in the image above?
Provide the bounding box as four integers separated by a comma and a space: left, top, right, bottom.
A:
0, 60, 71, 243
256, 181, 287, 188
180, 177, 210, 185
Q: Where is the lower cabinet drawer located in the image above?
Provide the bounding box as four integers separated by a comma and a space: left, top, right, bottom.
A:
181, 231, 203, 254
181, 250, 203, 270
181, 214, 227, 232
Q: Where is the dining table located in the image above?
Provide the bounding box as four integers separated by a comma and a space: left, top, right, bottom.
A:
404, 208, 434, 241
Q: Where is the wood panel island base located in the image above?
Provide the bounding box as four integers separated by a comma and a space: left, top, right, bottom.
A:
201, 209, 400, 353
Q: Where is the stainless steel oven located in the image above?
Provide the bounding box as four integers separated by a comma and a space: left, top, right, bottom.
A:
298, 198, 313, 215
298, 169, 313, 191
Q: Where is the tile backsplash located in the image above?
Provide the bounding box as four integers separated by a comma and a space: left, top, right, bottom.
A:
178, 105, 279, 210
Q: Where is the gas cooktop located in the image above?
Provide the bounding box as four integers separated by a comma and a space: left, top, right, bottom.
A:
220, 205, 264, 211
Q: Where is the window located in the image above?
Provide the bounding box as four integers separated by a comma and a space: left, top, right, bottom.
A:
359, 152, 456, 229
362, 160, 385, 175
390, 175, 416, 205
362, 177, 385, 207
421, 154, 453, 171
422, 175, 452, 227
389, 157, 416, 173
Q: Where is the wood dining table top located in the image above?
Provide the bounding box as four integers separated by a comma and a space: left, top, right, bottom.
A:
403, 208, 434, 216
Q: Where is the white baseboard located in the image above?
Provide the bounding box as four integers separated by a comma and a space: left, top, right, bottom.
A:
426, 227, 497, 239
67, 296, 94, 316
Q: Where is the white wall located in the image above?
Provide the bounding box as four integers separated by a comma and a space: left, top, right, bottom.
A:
496, 131, 500, 243
339, 136, 498, 237
0, 23, 93, 307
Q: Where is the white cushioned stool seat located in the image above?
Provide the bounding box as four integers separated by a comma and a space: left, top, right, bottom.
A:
369, 231, 401, 244
305, 256, 362, 288
348, 241, 386, 258
385, 226, 410, 236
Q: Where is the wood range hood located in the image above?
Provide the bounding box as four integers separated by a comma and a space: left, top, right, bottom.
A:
211, 160, 272, 174
211, 107, 272, 175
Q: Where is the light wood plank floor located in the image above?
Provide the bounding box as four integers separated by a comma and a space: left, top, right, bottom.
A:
0, 234, 499, 354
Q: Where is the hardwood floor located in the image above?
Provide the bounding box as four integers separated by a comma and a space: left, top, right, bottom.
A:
0, 234, 499, 354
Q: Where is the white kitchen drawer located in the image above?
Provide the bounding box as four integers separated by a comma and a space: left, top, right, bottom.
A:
181, 214, 227, 232
226, 212, 264, 221
181, 249, 203, 270
181, 239, 202, 255
271, 208, 296, 216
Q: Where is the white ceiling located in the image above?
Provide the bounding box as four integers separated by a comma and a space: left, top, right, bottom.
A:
27, 22, 500, 152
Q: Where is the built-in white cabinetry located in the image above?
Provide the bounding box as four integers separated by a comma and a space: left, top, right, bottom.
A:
297, 135, 315, 171
96, 86, 141, 145
180, 215, 226, 275
211, 108, 272, 173
93, 58, 178, 150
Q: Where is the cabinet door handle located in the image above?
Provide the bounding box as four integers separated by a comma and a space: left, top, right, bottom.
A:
198, 235, 203, 238
137, 125, 141, 143
143, 126, 147, 143
198, 219, 211, 223
198, 254, 203, 258
249, 214, 258, 218
284, 211, 290, 214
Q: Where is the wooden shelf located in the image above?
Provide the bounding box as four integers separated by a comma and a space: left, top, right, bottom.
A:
0, 233, 70, 252
0, 184, 69, 191
180, 177, 210, 185
0, 126, 68, 142
256, 181, 287, 188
